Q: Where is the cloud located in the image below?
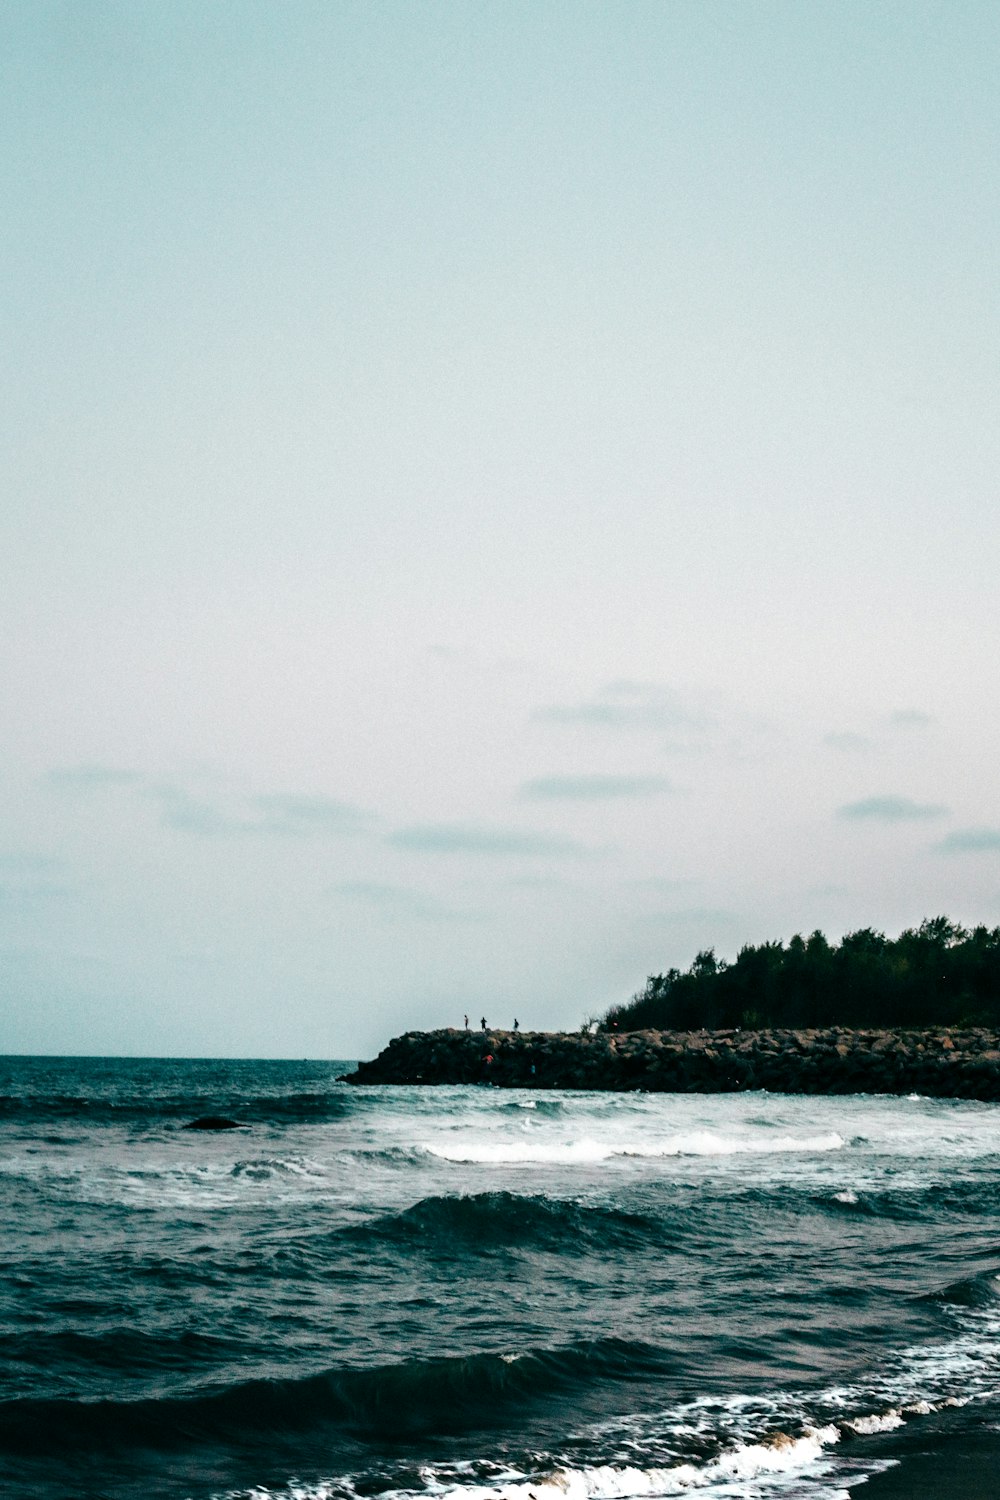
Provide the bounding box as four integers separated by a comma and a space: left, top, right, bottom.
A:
632, 905, 739, 929
0, 853, 72, 913
890, 709, 934, 728
533, 681, 710, 736
0, 853, 61, 875
534, 701, 695, 731
0, 880, 74, 910
147, 785, 376, 838
836, 796, 949, 822
936, 828, 1000, 853
44, 764, 144, 791
388, 824, 592, 857
333, 882, 482, 922
43, 765, 376, 839
519, 774, 672, 801
252, 794, 375, 835
626, 877, 697, 893
824, 732, 874, 753
145, 784, 249, 836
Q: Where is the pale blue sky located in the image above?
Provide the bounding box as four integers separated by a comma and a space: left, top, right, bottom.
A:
2, 2, 998, 1055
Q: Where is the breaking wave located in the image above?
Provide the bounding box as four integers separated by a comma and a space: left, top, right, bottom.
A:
422, 1131, 845, 1165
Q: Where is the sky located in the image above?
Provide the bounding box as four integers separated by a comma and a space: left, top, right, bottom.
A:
2, 1, 999, 1058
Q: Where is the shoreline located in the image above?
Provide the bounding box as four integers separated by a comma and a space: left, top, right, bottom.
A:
345, 1025, 1000, 1098
844, 1409, 1000, 1499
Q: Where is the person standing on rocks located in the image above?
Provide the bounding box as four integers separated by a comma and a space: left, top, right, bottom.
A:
480, 1016, 487, 1031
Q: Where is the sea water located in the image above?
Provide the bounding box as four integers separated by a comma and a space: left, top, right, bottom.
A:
3, 1056, 1000, 1499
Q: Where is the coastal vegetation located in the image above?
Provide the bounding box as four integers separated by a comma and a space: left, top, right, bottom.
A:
601, 918, 1000, 1032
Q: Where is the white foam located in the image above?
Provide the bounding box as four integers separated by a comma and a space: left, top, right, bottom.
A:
235, 1430, 844, 1500
622, 1131, 845, 1158
422, 1131, 845, 1166
233, 1331, 998, 1500
423, 1139, 615, 1165
841, 1411, 903, 1435
22, 1151, 341, 1212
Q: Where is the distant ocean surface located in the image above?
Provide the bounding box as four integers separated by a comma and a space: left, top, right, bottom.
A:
4, 1057, 1000, 1500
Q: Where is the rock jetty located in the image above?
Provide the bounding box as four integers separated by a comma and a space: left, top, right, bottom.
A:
346, 1026, 1000, 1100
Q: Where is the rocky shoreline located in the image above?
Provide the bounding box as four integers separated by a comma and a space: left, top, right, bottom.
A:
345, 1025, 1000, 1100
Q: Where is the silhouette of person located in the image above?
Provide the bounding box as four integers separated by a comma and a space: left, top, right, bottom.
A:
480, 1016, 487, 1031
464, 1014, 469, 1029
513, 1018, 519, 1031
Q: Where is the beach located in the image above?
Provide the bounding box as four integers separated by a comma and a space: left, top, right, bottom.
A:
850, 1416, 1000, 1498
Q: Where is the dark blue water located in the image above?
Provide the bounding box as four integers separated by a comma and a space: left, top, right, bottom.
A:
3, 1057, 1000, 1500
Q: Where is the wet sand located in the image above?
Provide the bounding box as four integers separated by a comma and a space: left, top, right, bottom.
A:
847, 1423, 1000, 1498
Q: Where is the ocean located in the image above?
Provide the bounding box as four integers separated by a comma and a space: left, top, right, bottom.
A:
3, 1057, 1000, 1500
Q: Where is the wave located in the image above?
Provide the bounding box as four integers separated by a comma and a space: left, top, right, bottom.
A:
390, 1432, 849, 1500
345, 1146, 426, 1168
230, 1155, 329, 1181
818, 1179, 1000, 1221
208, 1396, 924, 1500
422, 1130, 845, 1165
252, 1435, 851, 1500
0, 1325, 242, 1379
499, 1098, 565, 1116
0, 1151, 337, 1212
340, 1192, 662, 1254
290, 1311, 1000, 1500
0, 1337, 667, 1456
922, 1271, 1000, 1310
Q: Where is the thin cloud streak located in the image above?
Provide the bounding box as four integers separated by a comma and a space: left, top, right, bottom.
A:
147, 785, 249, 837
532, 681, 711, 736
635, 905, 738, 925
0, 881, 74, 909
824, 732, 874, 753
626, 877, 697, 893
44, 765, 144, 791
0, 853, 62, 874
149, 785, 376, 838
534, 701, 702, 732
519, 774, 672, 801
836, 796, 949, 823
936, 828, 1000, 853
388, 825, 593, 857
890, 709, 934, 728
253, 793, 376, 834
42, 765, 375, 839
333, 882, 483, 923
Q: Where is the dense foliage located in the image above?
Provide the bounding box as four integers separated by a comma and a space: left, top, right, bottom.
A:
602, 918, 1000, 1031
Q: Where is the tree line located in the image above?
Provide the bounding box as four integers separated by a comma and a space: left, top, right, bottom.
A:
601, 918, 1000, 1032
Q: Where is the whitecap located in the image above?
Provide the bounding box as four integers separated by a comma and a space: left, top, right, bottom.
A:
620, 1131, 845, 1158
422, 1130, 845, 1166
841, 1410, 904, 1435
243, 1431, 845, 1500
422, 1140, 614, 1165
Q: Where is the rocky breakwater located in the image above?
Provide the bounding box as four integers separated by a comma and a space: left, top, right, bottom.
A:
346, 1026, 1000, 1100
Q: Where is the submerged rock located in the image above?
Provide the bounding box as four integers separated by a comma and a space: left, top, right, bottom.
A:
183, 1115, 245, 1130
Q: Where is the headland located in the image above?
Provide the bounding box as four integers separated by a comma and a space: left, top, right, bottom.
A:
346, 1025, 1000, 1099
